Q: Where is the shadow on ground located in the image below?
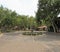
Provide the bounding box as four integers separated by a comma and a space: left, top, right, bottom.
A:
34, 32, 60, 42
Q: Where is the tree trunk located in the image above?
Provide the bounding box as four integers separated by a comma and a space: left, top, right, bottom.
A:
51, 20, 57, 32
51, 21, 58, 32
54, 23, 58, 33
49, 17, 57, 32
52, 23, 56, 32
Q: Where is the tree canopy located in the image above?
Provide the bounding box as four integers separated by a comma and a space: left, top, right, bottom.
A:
0, 5, 37, 32
36, 0, 60, 32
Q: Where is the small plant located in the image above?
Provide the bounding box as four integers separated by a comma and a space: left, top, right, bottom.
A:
22, 32, 42, 36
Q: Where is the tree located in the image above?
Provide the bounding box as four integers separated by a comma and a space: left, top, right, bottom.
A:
0, 5, 36, 32
36, 0, 60, 32
28, 16, 37, 30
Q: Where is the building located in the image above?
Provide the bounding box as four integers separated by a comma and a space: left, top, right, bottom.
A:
37, 25, 47, 31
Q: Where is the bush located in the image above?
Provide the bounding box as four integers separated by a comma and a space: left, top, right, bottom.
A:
22, 32, 42, 36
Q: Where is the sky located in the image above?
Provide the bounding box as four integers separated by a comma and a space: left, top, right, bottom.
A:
0, 0, 38, 17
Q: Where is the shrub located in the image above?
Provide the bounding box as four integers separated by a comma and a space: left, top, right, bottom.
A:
22, 32, 42, 36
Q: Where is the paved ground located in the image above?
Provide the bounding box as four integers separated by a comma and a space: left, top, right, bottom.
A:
0, 31, 60, 52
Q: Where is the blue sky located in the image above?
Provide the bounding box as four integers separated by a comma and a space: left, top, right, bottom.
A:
0, 0, 38, 16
